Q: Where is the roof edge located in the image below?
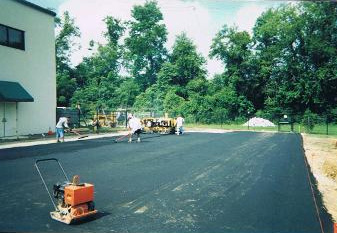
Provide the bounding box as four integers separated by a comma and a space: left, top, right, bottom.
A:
12, 0, 57, 17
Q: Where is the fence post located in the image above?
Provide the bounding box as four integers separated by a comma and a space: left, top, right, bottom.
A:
77, 107, 80, 128
326, 115, 329, 135
125, 109, 128, 128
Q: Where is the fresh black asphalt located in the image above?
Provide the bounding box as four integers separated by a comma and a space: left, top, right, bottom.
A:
0, 132, 333, 233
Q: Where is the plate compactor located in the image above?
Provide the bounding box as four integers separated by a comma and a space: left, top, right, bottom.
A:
35, 158, 98, 224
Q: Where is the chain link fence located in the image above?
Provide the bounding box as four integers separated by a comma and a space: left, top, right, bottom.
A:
57, 107, 337, 136
246, 114, 337, 135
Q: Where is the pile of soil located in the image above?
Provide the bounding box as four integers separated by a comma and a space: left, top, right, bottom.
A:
323, 160, 337, 180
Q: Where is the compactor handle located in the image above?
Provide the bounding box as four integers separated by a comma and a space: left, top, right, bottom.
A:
35, 158, 70, 182
35, 158, 70, 211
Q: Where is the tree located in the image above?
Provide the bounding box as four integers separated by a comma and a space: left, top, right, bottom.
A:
124, 1, 168, 90
71, 16, 126, 112
169, 33, 207, 87
253, 5, 306, 116
134, 32, 207, 113
115, 78, 140, 108
163, 89, 186, 117
104, 16, 125, 46
252, 2, 337, 117
55, 11, 80, 106
210, 25, 260, 110
133, 84, 165, 112
299, 2, 337, 113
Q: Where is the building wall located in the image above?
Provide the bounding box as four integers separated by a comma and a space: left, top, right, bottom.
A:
0, 0, 56, 137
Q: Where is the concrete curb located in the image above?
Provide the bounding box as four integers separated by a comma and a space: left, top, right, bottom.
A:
0, 132, 129, 150
0, 129, 235, 150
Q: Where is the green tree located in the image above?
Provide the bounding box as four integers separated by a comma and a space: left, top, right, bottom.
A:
210, 25, 260, 110
104, 16, 125, 46
55, 11, 80, 106
163, 89, 186, 117
124, 1, 168, 90
252, 2, 337, 117
71, 16, 126, 112
253, 5, 306, 116
169, 33, 207, 87
115, 78, 141, 108
133, 84, 164, 112
299, 2, 337, 113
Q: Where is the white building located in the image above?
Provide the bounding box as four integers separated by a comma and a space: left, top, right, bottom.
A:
0, 0, 56, 137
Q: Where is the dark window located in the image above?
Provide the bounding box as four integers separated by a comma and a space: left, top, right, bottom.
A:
0, 24, 25, 50
0, 25, 7, 44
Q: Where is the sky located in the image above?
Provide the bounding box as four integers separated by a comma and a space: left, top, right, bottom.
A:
30, 0, 283, 77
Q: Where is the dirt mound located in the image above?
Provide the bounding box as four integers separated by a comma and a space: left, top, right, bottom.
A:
323, 160, 337, 180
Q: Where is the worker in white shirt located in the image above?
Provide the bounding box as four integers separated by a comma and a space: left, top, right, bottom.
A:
128, 115, 142, 143
56, 116, 70, 143
176, 115, 185, 135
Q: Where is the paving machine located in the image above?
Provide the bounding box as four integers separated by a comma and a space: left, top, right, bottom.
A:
35, 158, 98, 224
141, 117, 176, 134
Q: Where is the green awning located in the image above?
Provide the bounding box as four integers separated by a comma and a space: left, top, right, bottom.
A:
0, 81, 34, 102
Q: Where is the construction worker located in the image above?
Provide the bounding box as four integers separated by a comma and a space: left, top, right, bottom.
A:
92, 117, 100, 134
128, 115, 142, 143
56, 116, 70, 143
176, 115, 185, 135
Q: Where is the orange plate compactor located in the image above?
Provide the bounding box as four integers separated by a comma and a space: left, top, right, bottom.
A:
35, 158, 98, 224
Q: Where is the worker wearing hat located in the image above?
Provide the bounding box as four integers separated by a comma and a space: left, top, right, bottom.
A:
127, 114, 142, 143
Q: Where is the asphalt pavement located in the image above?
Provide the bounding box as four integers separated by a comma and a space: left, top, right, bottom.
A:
0, 131, 332, 233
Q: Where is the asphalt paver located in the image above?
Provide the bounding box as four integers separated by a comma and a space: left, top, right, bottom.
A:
0, 132, 332, 233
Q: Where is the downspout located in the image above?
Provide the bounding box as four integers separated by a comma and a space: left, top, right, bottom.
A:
16, 102, 18, 139
2, 102, 6, 138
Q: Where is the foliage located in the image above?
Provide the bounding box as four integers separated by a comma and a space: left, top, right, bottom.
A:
169, 33, 207, 87
163, 89, 186, 117
55, 11, 80, 106
55, 11, 80, 70
124, 1, 168, 90
56, 2, 337, 126
70, 15, 125, 113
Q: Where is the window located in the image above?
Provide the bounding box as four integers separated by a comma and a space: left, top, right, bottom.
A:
0, 25, 7, 43
0, 24, 25, 50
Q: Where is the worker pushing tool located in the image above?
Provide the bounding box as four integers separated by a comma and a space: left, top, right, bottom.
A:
56, 116, 71, 143
176, 115, 185, 135
128, 114, 142, 143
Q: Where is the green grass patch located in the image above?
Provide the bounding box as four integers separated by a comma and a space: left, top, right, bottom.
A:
185, 123, 337, 136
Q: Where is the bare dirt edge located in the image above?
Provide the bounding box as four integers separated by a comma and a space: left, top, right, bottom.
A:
302, 133, 337, 222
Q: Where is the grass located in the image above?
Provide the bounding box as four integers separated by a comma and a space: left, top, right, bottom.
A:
185, 123, 278, 132
185, 122, 337, 137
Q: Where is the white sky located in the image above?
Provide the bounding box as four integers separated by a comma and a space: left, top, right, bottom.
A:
58, 0, 281, 78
